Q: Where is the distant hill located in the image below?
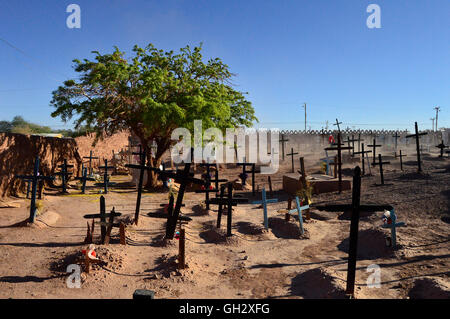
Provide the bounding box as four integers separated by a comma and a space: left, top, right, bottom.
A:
0, 116, 88, 138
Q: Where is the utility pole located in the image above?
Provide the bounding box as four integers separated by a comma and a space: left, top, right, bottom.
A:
302, 103, 307, 131
430, 118, 435, 132
434, 106, 440, 131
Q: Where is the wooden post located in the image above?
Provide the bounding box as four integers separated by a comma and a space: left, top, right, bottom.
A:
119, 222, 126, 245
227, 183, 233, 237
268, 176, 273, 197
100, 196, 106, 243
178, 228, 185, 269
345, 166, 362, 297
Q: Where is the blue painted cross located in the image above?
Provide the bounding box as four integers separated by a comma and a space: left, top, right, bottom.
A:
286, 196, 309, 235
251, 188, 278, 229
381, 209, 405, 248
75, 167, 96, 194
320, 150, 334, 175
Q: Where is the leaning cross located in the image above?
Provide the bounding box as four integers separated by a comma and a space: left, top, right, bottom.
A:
15, 156, 55, 223
435, 140, 448, 158
75, 167, 95, 194
286, 196, 309, 235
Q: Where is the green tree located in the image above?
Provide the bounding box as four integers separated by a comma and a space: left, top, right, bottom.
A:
51, 43, 257, 187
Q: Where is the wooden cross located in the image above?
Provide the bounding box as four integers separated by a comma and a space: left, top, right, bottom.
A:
353, 143, 372, 176
15, 156, 55, 223
435, 140, 448, 158
398, 150, 407, 171
84, 200, 122, 245
356, 133, 363, 153
286, 148, 298, 173
381, 209, 405, 248
210, 168, 228, 193
343, 136, 356, 156
75, 167, 95, 194
54, 159, 74, 194
97, 159, 116, 194
237, 159, 259, 196
324, 133, 352, 193
320, 150, 335, 176
371, 154, 390, 186
286, 196, 309, 235
367, 138, 382, 165
333, 118, 342, 133
195, 164, 217, 210
405, 122, 428, 172
251, 188, 278, 229
392, 132, 400, 157
279, 134, 289, 161
125, 150, 147, 225
149, 163, 207, 239
83, 151, 99, 176
207, 183, 248, 236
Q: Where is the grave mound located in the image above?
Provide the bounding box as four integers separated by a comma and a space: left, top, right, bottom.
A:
8, 210, 60, 228
289, 268, 347, 299
199, 222, 241, 246
337, 228, 395, 260
51, 246, 127, 284
150, 234, 178, 248
268, 217, 310, 239
408, 278, 450, 299
236, 221, 277, 240
191, 203, 212, 216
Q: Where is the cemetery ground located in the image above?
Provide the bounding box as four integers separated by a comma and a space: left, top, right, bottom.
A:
0, 155, 449, 299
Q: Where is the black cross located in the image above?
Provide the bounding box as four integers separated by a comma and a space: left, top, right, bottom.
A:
324, 133, 352, 193
83, 151, 99, 176
146, 163, 206, 239
75, 167, 95, 194
207, 183, 248, 236
279, 134, 289, 161
313, 167, 393, 297
392, 132, 400, 157
356, 133, 363, 153
83, 195, 122, 244
15, 156, 55, 223
196, 163, 219, 210
97, 159, 115, 194
435, 140, 448, 158
210, 168, 228, 193
286, 148, 298, 173
333, 118, 342, 133
367, 138, 382, 164
125, 150, 147, 225
405, 122, 428, 172
54, 159, 74, 194
236, 160, 258, 196
371, 154, 390, 185
353, 143, 371, 176
344, 136, 358, 156
398, 150, 407, 171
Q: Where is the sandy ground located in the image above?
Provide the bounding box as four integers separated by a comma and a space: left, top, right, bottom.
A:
0, 152, 449, 299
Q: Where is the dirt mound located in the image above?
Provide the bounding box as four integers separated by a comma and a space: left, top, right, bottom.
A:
289, 268, 347, 299
268, 217, 309, 239
150, 234, 178, 248
408, 277, 450, 299
337, 228, 396, 260
191, 204, 212, 216
50, 245, 126, 283
199, 222, 241, 246
236, 221, 276, 240
0, 133, 82, 197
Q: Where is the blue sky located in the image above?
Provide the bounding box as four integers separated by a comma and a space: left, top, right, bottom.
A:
0, 0, 448, 131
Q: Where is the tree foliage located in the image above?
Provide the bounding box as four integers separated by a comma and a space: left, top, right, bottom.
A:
51, 43, 257, 186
